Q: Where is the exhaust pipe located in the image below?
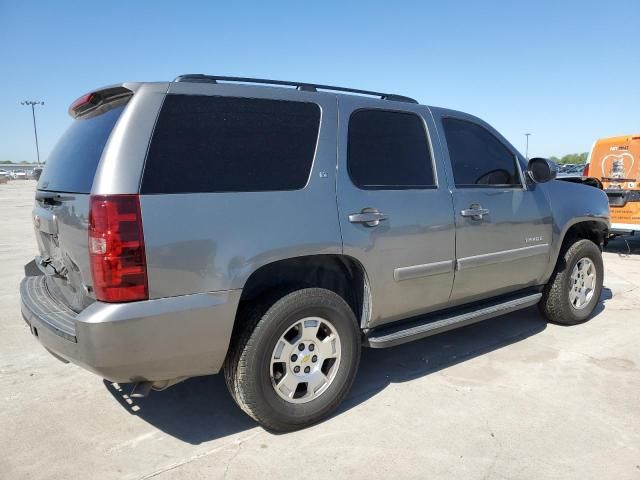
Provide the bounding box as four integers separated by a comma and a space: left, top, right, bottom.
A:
129, 377, 188, 398
129, 381, 153, 398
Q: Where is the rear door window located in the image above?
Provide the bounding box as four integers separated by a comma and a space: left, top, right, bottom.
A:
443, 117, 521, 188
38, 102, 126, 193
141, 95, 321, 194
348, 109, 435, 189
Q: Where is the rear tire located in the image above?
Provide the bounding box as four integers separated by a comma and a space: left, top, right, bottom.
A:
540, 239, 603, 325
224, 288, 361, 432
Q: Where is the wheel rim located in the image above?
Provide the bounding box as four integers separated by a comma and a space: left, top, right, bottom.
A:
569, 257, 597, 310
270, 317, 342, 404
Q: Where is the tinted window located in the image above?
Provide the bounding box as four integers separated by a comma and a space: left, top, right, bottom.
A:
348, 109, 434, 189
142, 95, 320, 194
38, 103, 126, 193
443, 118, 521, 187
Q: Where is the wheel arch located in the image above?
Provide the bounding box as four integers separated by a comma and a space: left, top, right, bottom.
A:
544, 217, 609, 282
233, 254, 372, 337
560, 218, 609, 246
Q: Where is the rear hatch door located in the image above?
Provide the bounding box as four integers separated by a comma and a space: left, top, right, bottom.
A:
34, 91, 131, 312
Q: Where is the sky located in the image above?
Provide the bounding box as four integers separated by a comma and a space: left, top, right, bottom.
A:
1, 0, 638, 163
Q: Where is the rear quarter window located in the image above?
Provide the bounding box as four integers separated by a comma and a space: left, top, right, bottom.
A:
38, 103, 126, 193
141, 95, 321, 194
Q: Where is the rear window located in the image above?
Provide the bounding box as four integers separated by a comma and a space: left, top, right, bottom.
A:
38, 102, 126, 193
141, 95, 321, 194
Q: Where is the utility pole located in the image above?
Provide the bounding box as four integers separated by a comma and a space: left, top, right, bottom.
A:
21, 100, 44, 165
524, 133, 532, 159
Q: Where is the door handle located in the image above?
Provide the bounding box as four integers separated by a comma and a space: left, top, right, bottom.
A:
460, 204, 490, 221
349, 208, 387, 227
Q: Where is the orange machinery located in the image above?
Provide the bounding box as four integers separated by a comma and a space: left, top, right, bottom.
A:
584, 134, 640, 235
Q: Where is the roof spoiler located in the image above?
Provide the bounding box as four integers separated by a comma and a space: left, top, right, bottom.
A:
68, 85, 133, 118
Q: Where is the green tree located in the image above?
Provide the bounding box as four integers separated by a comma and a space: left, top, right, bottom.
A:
551, 153, 588, 164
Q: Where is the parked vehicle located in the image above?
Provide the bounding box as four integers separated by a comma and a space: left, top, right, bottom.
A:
31, 166, 43, 180
20, 75, 610, 431
584, 134, 640, 235
558, 164, 585, 177
13, 170, 27, 180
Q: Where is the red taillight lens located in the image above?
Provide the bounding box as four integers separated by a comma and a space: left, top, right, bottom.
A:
582, 163, 590, 176
89, 195, 148, 302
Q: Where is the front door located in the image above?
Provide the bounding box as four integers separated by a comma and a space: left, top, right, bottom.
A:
337, 98, 456, 328
436, 114, 553, 303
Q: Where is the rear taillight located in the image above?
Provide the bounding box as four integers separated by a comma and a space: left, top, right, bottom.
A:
582, 163, 590, 176
89, 195, 148, 302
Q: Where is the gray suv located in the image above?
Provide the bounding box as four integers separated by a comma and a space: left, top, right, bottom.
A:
20, 74, 610, 431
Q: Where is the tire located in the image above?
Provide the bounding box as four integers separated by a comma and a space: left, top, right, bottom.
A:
224, 288, 361, 432
540, 238, 603, 325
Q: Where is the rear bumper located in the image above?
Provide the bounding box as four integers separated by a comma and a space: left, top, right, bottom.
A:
20, 276, 241, 383
605, 189, 640, 207
610, 222, 640, 235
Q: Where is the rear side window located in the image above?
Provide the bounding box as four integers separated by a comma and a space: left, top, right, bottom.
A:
443, 118, 521, 187
348, 109, 434, 189
38, 103, 126, 193
141, 95, 320, 194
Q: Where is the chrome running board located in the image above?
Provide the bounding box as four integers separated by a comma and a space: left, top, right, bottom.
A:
365, 292, 542, 348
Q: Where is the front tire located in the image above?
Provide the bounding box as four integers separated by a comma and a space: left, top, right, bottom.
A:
540, 239, 603, 325
224, 288, 361, 432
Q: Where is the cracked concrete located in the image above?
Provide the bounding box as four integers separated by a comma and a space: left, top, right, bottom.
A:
1, 180, 639, 479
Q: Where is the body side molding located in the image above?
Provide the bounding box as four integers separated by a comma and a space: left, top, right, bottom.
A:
456, 244, 550, 271
393, 259, 454, 282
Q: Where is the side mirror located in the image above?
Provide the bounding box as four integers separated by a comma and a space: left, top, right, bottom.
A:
527, 157, 557, 183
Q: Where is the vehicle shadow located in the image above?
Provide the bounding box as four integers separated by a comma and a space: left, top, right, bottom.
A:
605, 235, 640, 255
343, 306, 547, 413
104, 375, 255, 445
590, 286, 612, 317
104, 291, 612, 444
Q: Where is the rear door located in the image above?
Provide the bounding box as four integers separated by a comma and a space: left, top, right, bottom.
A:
435, 111, 553, 303
337, 97, 456, 328
33, 92, 132, 312
138, 86, 341, 298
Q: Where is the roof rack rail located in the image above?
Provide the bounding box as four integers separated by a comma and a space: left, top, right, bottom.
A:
173, 74, 418, 104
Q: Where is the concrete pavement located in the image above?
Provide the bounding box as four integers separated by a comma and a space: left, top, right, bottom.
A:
1, 180, 639, 479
